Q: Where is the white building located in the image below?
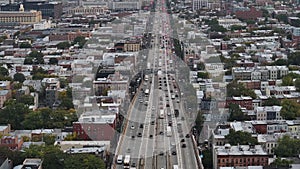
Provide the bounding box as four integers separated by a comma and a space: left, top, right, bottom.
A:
218, 18, 246, 30
255, 106, 282, 121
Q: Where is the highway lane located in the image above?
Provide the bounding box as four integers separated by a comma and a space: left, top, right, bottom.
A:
114, 0, 201, 168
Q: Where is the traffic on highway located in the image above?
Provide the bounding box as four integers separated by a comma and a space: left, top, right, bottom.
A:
113, 0, 199, 168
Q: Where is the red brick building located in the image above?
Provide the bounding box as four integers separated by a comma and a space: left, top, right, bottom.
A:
251, 121, 267, 134
213, 144, 269, 169
49, 31, 91, 42
236, 7, 262, 20
226, 96, 253, 110
73, 114, 116, 141
0, 136, 23, 150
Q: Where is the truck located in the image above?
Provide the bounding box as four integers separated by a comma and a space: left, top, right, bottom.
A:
144, 89, 149, 96
167, 126, 172, 137
147, 62, 151, 70
123, 155, 131, 169
159, 109, 164, 119
144, 75, 149, 81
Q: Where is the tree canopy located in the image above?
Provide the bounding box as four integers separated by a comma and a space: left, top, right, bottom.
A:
280, 99, 300, 120
13, 73, 26, 83
225, 129, 258, 146
227, 81, 257, 98
274, 135, 300, 157
228, 103, 250, 121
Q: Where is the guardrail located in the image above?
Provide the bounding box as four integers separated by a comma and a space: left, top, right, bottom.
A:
192, 135, 204, 169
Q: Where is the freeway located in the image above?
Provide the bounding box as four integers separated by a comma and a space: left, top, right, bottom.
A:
113, 0, 200, 168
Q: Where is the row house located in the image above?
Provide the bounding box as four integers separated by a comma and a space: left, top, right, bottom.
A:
226, 96, 253, 110
255, 106, 282, 121
0, 81, 11, 90
0, 124, 11, 136
238, 80, 277, 91
286, 120, 300, 134
0, 90, 11, 108
0, 135, 23, 150
93, 71, 129, 96
266, 86, 296, 96
251, 120, 289, 134
257, 134, 278, 154
213, 144, 268, 169
232, 66, 288, 81
236, 60, 255, 68
73, 113, 116, 141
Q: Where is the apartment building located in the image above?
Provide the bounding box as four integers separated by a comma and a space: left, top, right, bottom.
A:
213, 144, 268, 169
255, 106, 282, 121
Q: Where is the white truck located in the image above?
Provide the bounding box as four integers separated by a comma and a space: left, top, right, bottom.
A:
123, 155, 131, 169
167, 126, 172, 137
159, 109, 164, 119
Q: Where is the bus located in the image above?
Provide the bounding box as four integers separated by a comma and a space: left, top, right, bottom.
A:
117, 155, 123, 164
167, 126, 172, 137
144, 89, 149, 96
159, 109, 164, 119
123, 155, 130, 168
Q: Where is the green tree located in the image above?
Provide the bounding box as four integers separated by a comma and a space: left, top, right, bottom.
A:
19, 42, 32, 48
197, 72, 209, 79
288, 52, 300, 65
280, 99, 300, 120
228, 103, 249, 121
23, 111, 43, 129
24, 58, 33, 65
231, 25, 245, 31
17, 95, 34, 105
225, 129, 258, 145
201, 149, 213, 169
197, 62, 205, 70
0, 67, 8, 76
227, 81, 257, 98
0, 100, 30, 129
72, 36, 87, 48
49, 58, 58, 65
276, 14, 288, 23
195, 111, 204, 134
272, 59, 288, 66
0, 146, 24, 166
27, 51, 44, 64
13, 72, 26, 83
295, 78, 300, 91
64, 154, 105, 169
274, 135, 300, 157
263, 97, 281, 106
270, 158, 293, 167
57, 41, 71, 49
23, 145, 65, 169
282, 76, 294, 86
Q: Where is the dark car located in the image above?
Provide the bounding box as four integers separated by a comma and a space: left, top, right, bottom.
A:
131, 162, 136, 167
159, 151, 164, 156
182, 144, 186, 148
181, 139, 185, 142
149, 134, 153, 138
185, 134, 190, 138
172, 151, 177, 155
138, 133, 142, 137
151, 121, 155, 125
140, 124, 144, 128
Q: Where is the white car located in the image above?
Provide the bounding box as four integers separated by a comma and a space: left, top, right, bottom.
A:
131, 125, 135, 130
